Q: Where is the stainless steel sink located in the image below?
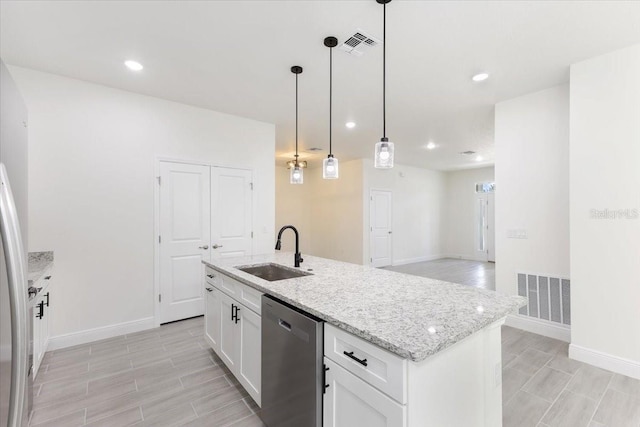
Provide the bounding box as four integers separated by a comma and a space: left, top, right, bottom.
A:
236, 263, 312, 282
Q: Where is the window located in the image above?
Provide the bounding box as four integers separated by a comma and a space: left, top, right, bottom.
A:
475, 182, 495, 193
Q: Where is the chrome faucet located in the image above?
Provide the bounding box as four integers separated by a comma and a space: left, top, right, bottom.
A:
275, 225, 303, 267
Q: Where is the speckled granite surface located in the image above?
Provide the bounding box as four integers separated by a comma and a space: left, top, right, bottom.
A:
204, 253, 526, 362
28, 251, 54, 286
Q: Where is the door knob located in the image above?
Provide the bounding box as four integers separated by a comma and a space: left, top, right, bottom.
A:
199, 245, 209, 250
212, 244, 223, 249
388, 231, 392, 234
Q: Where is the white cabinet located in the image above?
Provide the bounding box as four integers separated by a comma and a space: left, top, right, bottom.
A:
236, 304, 261, 402
204, 284, 221, 352
33, 275, 53, 377
323, 358, 406, 427
203, 270, 262, 407
218, 291, 239, 372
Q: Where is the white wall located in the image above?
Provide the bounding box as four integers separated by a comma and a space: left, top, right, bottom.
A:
494, 85, 570, 299
275, 160, 363, 265
308, 160, 363, 265
569, 44, 640, 378
275, 165, 312, 253
444, 167, 495, 260
362, 159, 447, 266
10, 66, 275, 344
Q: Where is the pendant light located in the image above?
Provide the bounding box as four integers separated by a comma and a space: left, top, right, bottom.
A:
374, 0, 394, 169
323, 36, 339, 179
290, 65, 304, 184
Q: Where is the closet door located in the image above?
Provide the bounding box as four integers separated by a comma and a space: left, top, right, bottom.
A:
210, 167, 253, 260
159, 161, 210, 323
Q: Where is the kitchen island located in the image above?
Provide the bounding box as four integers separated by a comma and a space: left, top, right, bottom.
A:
203, 253, 526, 427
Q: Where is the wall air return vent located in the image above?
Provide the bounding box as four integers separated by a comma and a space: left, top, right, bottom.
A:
340, 29, 381, 56
517, 273, 571, 326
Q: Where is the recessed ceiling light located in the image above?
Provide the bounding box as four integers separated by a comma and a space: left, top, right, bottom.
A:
475, 155, 483, 162
471, 72, 489, 82
426, 142, 436, 150
345, 121, 356, 129
124, 60, 144, 71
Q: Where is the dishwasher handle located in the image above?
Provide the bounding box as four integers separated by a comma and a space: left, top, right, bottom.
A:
278, 319, 291, 332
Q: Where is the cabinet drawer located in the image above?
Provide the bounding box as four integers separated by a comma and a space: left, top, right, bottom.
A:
324, 324, 407, 404
324, 358, 406, 427
205, 266, 221, 287
213, 272, 263, 315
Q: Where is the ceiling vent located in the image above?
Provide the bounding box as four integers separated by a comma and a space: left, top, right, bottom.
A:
305, 147, 323, 152
460, 150, 476, 155
339, 29, 381, 56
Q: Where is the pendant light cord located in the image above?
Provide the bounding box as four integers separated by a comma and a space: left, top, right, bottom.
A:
383, 2, 386, 139
295, 72, 299, 165
329, 45, 333, 155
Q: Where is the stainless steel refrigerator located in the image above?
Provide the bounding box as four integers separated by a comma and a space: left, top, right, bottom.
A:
0, 59, 30, 427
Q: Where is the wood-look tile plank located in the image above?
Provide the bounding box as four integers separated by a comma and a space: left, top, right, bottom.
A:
83, 407, 143, 427
545, 353, 584, 376
228, 413, 267, 427
503, 391, 551, 427
608, 373, 640, 397
541, 390, 597, 427
180, 364, 226, 388
522, 367, 572, 402
188, 400, 253, 427
133, 402, 197, 427
30, 409, 86, 427
566, 365, 612, 401
141, 376, 231, 419
592, 388, 640, 427
502, 367, 533, 404
508, 349, 553, 376
191, 384, 247, 417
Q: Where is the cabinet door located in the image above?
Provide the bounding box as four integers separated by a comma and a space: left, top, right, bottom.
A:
219, 292, 238, 371
42, 291, 51, 353
236, 304, 261, 407
204, 286, 221, 352
323, 358, 406, 427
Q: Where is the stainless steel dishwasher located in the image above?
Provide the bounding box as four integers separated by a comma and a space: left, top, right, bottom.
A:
261, 295, 324, 427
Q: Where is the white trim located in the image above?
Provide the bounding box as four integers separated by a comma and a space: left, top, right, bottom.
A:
505, 314, 571, 342
569, 344, 640, 380
444, 253, 489, 262
392, 255, 445, 266
48, 317, 155, 351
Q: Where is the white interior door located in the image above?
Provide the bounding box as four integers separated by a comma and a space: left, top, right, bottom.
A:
487, 192, 495, 262
211, 167, 253, 259
159, 161, 210, 323
370, 190, 392, 267
475, 194, 489, 262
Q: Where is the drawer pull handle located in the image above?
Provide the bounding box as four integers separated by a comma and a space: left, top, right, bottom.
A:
45, 292, 50, 307
205, 287, 213, 292
343, 351, 368, 367
206, 274, 215, 279
323, 365, 330, 394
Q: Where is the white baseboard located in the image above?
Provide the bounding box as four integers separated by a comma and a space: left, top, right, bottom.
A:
505, 314, 571, 342
569, 344, 640, 380
48, 317, 156, 351
392, 255, 445, 266
443, 254, 488, 262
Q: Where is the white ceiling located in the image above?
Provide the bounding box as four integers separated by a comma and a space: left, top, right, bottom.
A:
2, 1, 639, 170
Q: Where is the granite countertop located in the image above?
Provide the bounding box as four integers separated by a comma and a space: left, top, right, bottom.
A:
28, 251, 54, 286
204, 253, 526, 362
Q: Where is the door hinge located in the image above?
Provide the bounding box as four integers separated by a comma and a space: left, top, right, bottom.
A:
370, 258, 373, 262
158, 235, 162, 243
157, 176, 161, 185
158, 294, 162, 303
251, 231, 254, 238
250, 182, 254, 190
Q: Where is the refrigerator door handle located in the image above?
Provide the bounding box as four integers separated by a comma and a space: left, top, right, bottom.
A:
0, 163, 29, 427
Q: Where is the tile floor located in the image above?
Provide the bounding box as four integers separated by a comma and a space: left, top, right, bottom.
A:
32, 316, 640, 427
385, 258, 496, 290
501, 325, 640, 427
29, 316, 265, 427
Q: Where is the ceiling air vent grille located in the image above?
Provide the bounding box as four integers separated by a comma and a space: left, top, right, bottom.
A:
460, 151, 476, 155
340, 29, 381, 56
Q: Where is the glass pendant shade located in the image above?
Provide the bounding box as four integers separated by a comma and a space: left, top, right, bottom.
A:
290, 165, 303, 184
374, 138, 394, 168
322, 156, 339, 179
